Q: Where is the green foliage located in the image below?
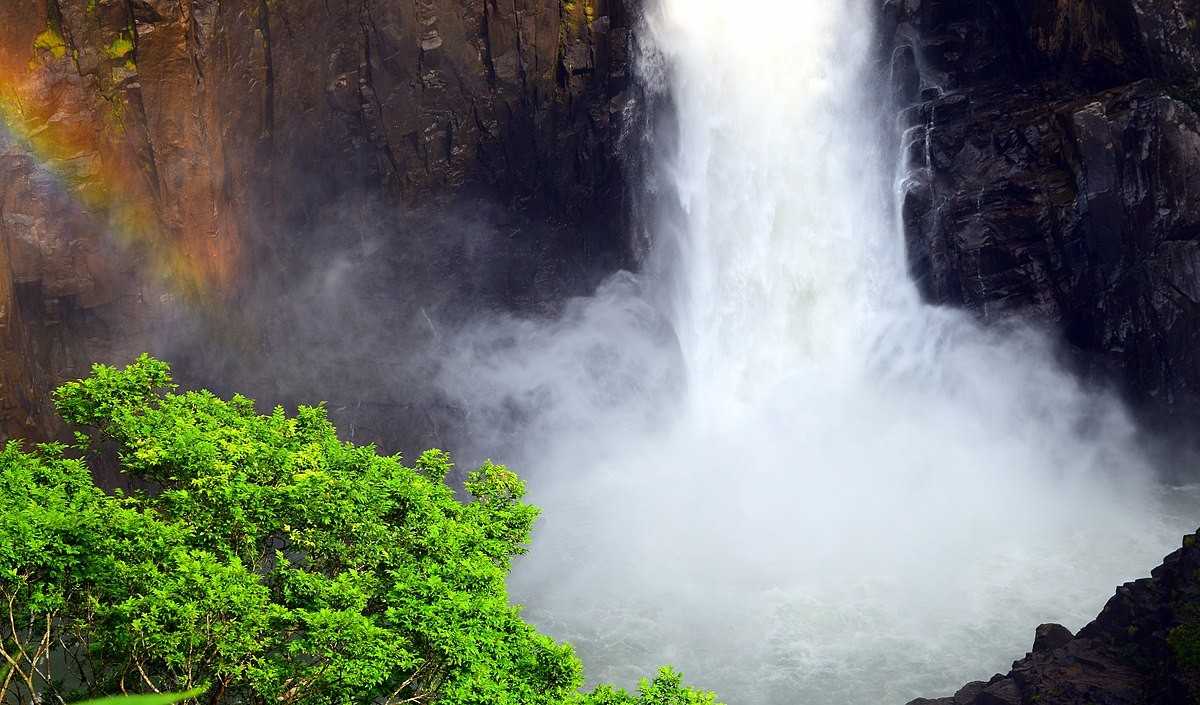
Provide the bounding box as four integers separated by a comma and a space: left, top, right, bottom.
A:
578, 669, 721, 705
73, 687, 208, 705
1170, 605, 1200, 671
33, 27, 67, 58
103, 34, 135, 70
1169, 602, 1200, 702
1, 356, 721, 705
104, 36, 134, 61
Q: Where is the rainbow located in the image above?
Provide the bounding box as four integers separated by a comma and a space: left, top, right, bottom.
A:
0, 43, 237, 311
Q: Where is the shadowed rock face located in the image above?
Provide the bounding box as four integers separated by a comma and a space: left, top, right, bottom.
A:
884, 0, 1200, 431
6, 0, 1200, 450
909, 529, 1200, 705
0, 0, 641, 449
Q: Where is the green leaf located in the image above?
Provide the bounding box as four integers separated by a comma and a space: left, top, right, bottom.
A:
71, 686, 207, 705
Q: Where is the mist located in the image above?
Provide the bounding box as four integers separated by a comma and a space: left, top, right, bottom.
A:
432, 0, 1198, 703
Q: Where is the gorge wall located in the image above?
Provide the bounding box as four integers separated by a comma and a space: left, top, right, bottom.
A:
5, 0, 1200, 451
0, 0, 639, 448
885, 0, 1200, 435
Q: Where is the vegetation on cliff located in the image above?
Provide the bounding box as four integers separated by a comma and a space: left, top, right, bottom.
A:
0, 356, 719, 705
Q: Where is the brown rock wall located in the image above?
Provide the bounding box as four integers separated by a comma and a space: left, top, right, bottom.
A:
0, 0, 640, 445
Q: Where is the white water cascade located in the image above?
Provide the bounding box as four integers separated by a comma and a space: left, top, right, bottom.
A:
437, 0, 1197, 703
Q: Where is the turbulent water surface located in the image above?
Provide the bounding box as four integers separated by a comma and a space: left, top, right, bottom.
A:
437, 0, 1198, 703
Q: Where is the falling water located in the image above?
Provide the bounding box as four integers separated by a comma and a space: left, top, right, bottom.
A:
437, 0, 1197, 703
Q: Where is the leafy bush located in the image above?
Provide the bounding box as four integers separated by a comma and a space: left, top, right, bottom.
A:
0, 355, 720, 705
1170, 613, 1200, 671
72, 687, 208, 705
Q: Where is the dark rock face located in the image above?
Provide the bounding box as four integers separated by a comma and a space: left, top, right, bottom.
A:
0, 0, 641, 449
884, 0, 1200, 428
910, 530, 1200, 705
1031, 622, 1074, 653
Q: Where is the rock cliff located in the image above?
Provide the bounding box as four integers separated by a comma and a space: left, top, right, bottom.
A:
0, 0, 640, 446
7, 0, 1200, 449
884, 0, 1200, 431
910, 528, 1200, 705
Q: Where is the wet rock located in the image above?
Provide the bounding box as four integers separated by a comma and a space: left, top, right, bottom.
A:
883, 0, 1200, 432
892, 44, 921, 106
1031, 623, 1074, 653
910, 529, 1200, 705
975, 679, 1021, 705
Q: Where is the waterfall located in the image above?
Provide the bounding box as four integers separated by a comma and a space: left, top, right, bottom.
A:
437, 0, 1196, 702
646, 0, 900, 406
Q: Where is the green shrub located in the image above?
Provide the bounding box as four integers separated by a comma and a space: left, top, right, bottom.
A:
32, 27, 67, 58
1170, 604, 1200, 676
0, 355, 720, 705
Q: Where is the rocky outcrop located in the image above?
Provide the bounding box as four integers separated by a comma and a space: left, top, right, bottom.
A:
908, 529, 1200, 705
885, 0, 1200, 429
0, 0, 640, 447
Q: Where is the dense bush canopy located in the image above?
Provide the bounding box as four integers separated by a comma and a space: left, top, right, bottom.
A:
0, 355, 719, 705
